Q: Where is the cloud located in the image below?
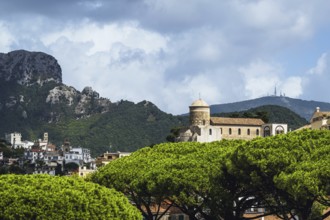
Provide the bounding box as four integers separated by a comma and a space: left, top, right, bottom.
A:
0, 22, 14, 51
302, 52, 330, 102
239, 60, 282, 98
239, 60, 303, 99
1, 0, 330, 114
307, 53, 328, 75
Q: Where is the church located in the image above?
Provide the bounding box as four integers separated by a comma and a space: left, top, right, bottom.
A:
177, 99, 288, 143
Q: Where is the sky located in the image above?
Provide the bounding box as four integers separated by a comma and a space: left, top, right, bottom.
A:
1, 0, 330, 115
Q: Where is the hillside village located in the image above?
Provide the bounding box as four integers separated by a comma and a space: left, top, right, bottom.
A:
0, 131, 131, 176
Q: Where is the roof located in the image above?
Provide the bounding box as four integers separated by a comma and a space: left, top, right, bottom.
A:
294, 124, 311, 131
310, 111, 330, 123
190, 99, 209, 107
210, 117, 264, 126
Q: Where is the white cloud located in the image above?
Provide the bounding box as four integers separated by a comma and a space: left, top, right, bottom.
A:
42, 21, 168, 55
302, 52, 330, 102
239, 60, 303, 99
239, 60, 281, 98
281, 77, 303, 97
1, 0, 330, 115
0, 22, 15, 52
307, 53, 328, 75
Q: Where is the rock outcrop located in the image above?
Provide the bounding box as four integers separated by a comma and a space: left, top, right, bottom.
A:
0, 50, 62, 86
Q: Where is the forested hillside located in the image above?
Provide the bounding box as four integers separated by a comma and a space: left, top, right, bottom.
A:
0, 50, 186, 156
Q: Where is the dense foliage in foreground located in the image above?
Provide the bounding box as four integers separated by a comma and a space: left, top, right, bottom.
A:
91, 130, 330, 220
0, 174, 142, 220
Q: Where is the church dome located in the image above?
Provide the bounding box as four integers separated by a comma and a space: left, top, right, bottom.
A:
190, 99, 209, 107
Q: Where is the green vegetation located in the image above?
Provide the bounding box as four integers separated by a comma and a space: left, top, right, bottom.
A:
0, 81, 186, 156
0, 174, 142, 220
91, 130, 330, 220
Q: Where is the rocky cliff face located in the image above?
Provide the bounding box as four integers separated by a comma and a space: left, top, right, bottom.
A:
0, 50, 62, 86
0, 50, 112, 123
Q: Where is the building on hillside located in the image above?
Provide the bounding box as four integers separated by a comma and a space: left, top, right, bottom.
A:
309, 107, 330, 130
5, 132, 24, 149
43, 151, 64, 165
24, 149, 45, 163
96, 151, 131, 166
22, 140, 34, 149
78, 164, 97, 178
33, 162, 57, 175
35, 132, 49, 150
177, 99, 288, 142
64, 147, 92, 165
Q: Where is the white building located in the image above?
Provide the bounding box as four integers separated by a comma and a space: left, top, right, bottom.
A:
24, 149, 45, 163
262, 123, 288, 137
64, 147, 92, 165
5, 132, 24, 149
22, 140, 34, 149
43, 151, 64, 165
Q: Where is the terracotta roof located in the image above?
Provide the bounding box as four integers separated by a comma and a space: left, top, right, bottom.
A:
294, 124, 311, 131
310, 111, 330, 122
210, 117, 264, 126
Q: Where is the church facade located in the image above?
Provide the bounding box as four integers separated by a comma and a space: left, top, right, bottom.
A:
177, 99, 288, 143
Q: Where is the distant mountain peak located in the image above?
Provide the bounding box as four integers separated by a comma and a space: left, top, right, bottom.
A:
0, 50, 62, 86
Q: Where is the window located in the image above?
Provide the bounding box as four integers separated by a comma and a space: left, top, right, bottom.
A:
247, 129, 250, 135
229, 128, 232, 135
238, 128, 241, 135
275, 126, 284, 135
209, 129, 212, 135
263, 126, 271, 137
220, 128, 222, 134
256, 129, 259, 136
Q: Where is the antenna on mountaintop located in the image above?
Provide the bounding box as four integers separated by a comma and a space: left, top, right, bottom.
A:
274, 85, 277, 96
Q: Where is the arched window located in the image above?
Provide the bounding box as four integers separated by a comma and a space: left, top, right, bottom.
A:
209, 129, 212, 135
275, 126, 284, 135
264, 126, 271, 137
229, 128, 232, 135
256, 129, 259, 136
247, 129, 250, 135
238, 128, 241, 135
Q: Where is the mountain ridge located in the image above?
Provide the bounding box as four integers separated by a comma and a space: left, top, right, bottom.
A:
0, 50, 185, 155
0, 50, 327, 155
210, 96, 330, 120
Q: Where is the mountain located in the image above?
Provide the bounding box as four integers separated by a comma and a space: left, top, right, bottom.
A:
0, 50, 185, 156
212, 105, 308, 131
210, 96, 330, 121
